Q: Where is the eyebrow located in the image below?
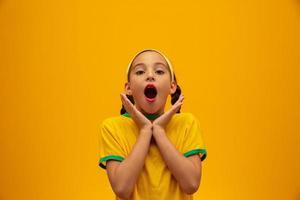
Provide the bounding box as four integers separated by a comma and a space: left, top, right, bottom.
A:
132, 62, 168, 69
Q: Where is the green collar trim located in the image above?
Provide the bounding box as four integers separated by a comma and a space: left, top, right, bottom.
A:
122, 112, 161, 120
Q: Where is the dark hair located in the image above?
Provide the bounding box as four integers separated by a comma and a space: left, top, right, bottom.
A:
120, 74, 182, 115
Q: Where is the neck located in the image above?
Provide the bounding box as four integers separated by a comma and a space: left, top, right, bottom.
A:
140, 108, 164, 120
144, 112, 163, 120
122, 111, 163, 120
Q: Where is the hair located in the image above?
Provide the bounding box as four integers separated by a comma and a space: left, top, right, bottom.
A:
120, 50, 182, 115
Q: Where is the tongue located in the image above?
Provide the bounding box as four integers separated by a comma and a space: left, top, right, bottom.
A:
145, 91, 156, 103
145, 96, 156, 102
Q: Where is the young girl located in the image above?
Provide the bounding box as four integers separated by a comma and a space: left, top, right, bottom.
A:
98, 49, 207, 200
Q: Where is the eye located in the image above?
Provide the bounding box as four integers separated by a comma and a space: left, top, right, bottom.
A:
156, 70, 165, 75
135, 70, 144, 75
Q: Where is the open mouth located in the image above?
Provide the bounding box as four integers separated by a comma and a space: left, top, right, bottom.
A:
144, 84, 157, 100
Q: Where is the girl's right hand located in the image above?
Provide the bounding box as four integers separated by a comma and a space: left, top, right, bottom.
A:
120, 93, 152, 131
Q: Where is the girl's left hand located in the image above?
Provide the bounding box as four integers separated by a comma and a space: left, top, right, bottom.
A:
152, 94, 184, 131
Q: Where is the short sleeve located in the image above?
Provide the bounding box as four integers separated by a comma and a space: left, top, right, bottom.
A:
98, 120, 126, 170
182, 114, 207, 161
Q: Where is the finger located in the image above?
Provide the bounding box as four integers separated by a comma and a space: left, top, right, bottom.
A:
173, 95, 183, 106
177, 94, 184, 103
171, 100, 183, 113
121, 93, 133, 113
121, 94, 141, 118
175, 96, 184, 106
120, 94, 126, 106
173, 95, 184, 106
124, 97, 136, 114
122, 94, 134, 107
121, 94, 151, 128
121, 93, 130, 106
121, 94, 128, 108
165, 102, 182, 117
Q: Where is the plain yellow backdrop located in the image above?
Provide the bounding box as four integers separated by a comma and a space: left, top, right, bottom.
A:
0, 0, 300, 199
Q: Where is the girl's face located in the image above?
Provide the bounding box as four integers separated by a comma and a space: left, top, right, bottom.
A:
125, 51, 177, 115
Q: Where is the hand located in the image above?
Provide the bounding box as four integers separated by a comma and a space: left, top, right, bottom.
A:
152, 94, 184, 131
120, 93, 152, 131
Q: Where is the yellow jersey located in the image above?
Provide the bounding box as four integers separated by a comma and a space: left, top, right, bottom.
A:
98, 112, 207, 200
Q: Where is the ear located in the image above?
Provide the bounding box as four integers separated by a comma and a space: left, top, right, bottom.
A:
125, 82, 132, 95
170, 81, 177, 95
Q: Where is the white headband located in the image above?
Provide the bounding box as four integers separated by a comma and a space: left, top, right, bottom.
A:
126, 48, 175, 82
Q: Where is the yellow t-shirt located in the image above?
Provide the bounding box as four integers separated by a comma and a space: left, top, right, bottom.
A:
98, 112, 207, 200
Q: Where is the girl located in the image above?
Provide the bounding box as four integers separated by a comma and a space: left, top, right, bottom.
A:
98, 49, 207, 200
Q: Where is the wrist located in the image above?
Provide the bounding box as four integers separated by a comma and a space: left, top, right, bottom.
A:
140, 125, 153, 133
152, 125, 165, 134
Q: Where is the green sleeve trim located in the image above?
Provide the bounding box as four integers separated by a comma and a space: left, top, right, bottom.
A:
98, 155, 125, 169
183, 148, 207, 161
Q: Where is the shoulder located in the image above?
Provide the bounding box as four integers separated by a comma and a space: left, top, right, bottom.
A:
171, 112, 203, 131
173, 112, 198, 124
98, 115, 131, 130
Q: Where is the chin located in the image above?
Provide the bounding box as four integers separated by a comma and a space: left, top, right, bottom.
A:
141, 106, 161, 115
142, 108, 158, 115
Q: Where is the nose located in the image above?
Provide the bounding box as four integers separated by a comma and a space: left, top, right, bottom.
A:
146, 70, 155, 81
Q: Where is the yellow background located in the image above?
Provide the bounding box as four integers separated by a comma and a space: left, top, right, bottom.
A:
1, 0, 300, 199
